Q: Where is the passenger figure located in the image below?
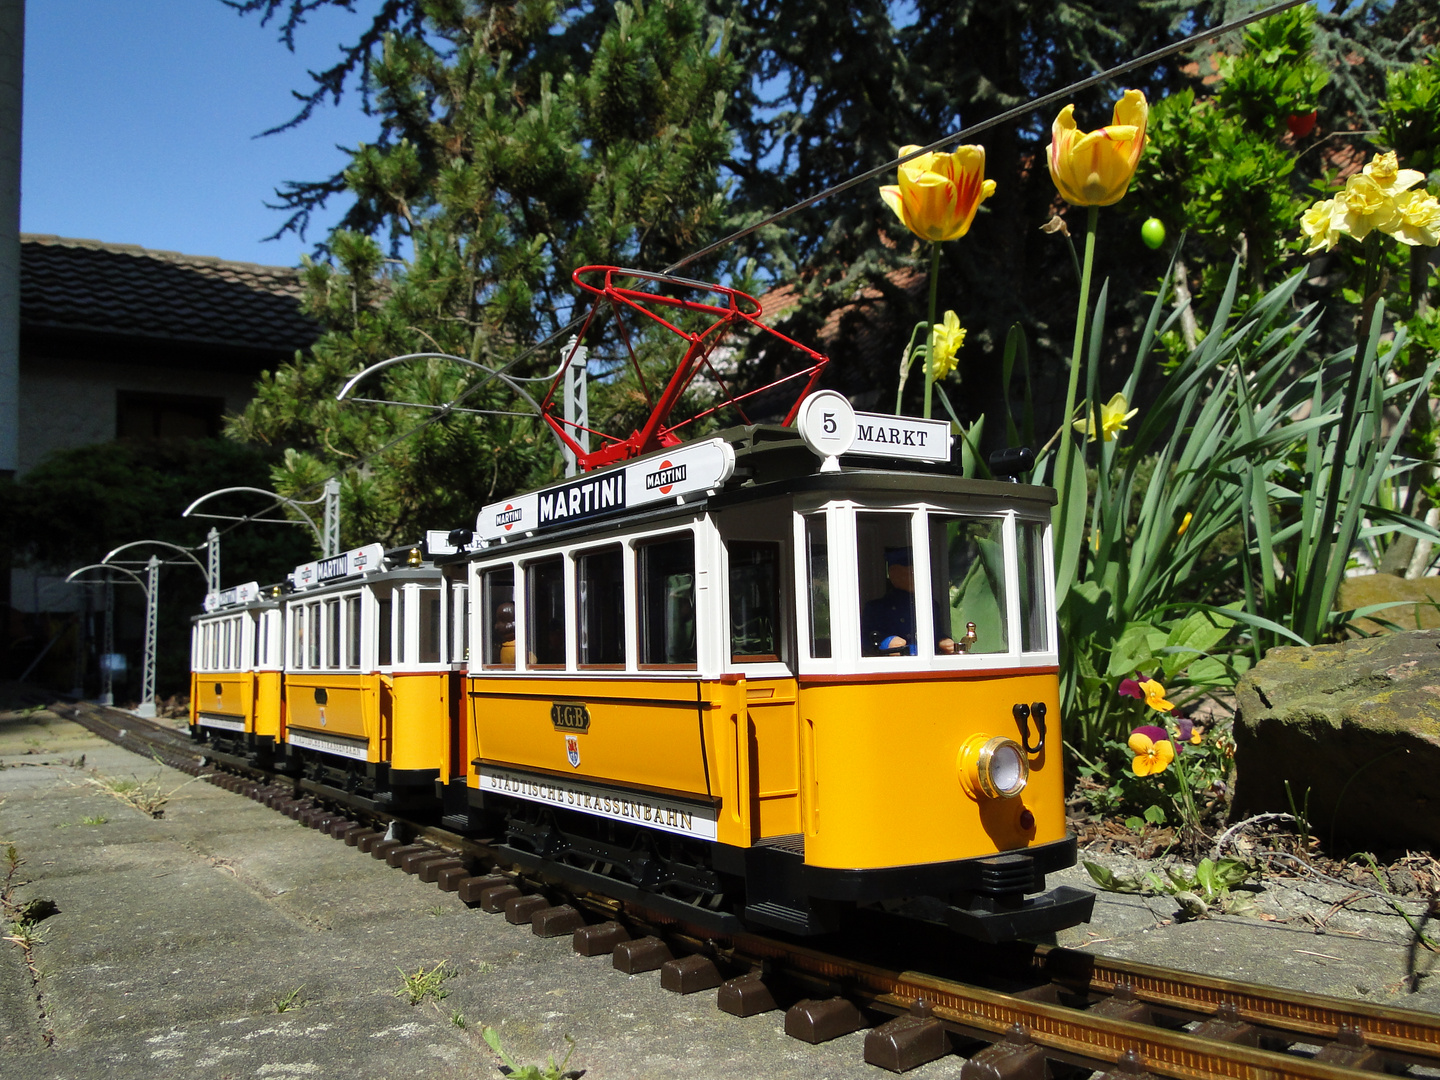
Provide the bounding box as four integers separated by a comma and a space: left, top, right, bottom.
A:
862, 547, 957, 655
494, 601, 516, 665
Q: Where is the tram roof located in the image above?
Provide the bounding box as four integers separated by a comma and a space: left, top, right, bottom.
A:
449, 424, 1054, 562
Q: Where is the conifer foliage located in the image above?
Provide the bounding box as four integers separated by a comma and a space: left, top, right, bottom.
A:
229, 0, 741, 547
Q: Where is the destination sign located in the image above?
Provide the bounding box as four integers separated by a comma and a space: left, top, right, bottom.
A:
290, 543, 386, 591
475, 438, 736, 543
850, 410, 951, 462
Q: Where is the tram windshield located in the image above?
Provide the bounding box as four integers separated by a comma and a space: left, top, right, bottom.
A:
838, 506, 1051, 663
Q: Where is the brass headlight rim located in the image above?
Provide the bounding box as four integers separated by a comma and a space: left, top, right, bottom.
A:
975, 735, 1029, 799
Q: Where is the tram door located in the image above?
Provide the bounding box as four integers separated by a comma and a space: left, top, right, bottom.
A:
722, 517, 801, 843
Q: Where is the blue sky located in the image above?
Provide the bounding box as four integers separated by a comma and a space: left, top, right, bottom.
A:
22, 0, 380, 268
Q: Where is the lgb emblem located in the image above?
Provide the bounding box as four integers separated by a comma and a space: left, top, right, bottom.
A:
551, 702, 590, 733
565, 735, 580, 768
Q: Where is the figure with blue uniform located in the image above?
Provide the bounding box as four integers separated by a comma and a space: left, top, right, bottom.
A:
861, 547, 957, 655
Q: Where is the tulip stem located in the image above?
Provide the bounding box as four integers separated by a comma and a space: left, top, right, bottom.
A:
923, 242, 941, 420
1054, 205, 1099, 519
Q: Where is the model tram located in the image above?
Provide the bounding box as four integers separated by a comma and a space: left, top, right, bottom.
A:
189, 268, 1092, 941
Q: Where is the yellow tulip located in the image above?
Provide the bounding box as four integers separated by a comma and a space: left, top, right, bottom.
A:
928, 310, 965, 380
880, 145, 996, 242
1048, 90, 1149, 207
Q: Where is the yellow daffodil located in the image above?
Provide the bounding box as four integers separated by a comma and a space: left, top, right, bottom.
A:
1128, 730, 1175, 776
1139, 678, 1174, 713
1391, 188, 1440, 248
1047, 90, 1148, 207
880, 145, 996, 242
928, 310, 965, 380
1300, 151, 1440, 254
1177, 511, 1193, 538
1363, 150, 1425, 194
1072, 392, 1138, 442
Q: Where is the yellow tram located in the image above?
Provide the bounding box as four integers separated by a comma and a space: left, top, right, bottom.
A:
189, 581, 283, 764
274, 543, 463, 810
450, 408, 1091, 939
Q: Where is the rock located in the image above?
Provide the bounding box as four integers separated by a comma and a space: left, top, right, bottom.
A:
1232, 629, 1440, 852
1337, 573, 1440, 635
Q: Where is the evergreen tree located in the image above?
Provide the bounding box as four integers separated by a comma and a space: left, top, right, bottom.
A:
228, 0, 743, 545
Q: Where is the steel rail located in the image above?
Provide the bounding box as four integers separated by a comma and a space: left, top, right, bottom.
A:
51, 697, 1440, 1078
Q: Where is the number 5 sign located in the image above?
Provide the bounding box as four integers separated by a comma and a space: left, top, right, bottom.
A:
796, 390, 857, 469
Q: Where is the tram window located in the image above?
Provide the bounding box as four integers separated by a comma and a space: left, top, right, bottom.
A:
482, 567, 515, 667
729, 541, 780, 663
232, 617, 244, 669
526, 557, 567, 667
638, 534, 696, 667
293, 609, 306, 669
325, 599, 341, 668
345, 596, 361, 668
308, 603, 323, 668
394, 589, 406, 666
805, 514, 831, 658
928, 514, 1009, 655
377, 596, 393, 667
1018, 521, 1049, 652
257, 613, 269, 667
419, 587, 442, 664
222, 619, 233, 671
577, 546, 625, 667
857, 512, 918, 656
452, 584, 469, 663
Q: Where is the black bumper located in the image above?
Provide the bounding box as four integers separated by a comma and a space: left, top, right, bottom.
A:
796, 834, 1080, 903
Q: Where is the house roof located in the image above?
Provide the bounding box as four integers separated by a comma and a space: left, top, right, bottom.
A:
19, 234, 320, 369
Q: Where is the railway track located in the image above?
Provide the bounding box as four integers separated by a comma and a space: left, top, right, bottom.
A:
53, 698, 1440, 1078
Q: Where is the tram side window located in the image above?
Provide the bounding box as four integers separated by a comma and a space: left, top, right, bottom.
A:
377, 595, 393, 667
577, 546, 625, 667
928, 514, 1009, 655
418, 587, 442, 664
526, 557, 567, 667
482, 567, 515, 667
222, 619, 233, 671
345, 596, 361, 668
805, 514, 831, 658
394, 588, 406, 666
452, 584, 469, 664
232, 617, 244, 669
729, 541, 781, 663
638, 534, 696, 667
1018, 521, 1050, 652
292, 609, 306, 669
325, 599, 341, 668
308, 603, 323, 668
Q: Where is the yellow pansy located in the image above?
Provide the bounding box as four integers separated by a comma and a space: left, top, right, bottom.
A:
1128, 731, 1175, 777
928, 310, 965, 380
880, 145, 996, 242
1047, 90, 1149, 207
1139, 678, 1174, 713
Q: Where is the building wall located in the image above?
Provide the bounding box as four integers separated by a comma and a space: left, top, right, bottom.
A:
17, 350, 259, 476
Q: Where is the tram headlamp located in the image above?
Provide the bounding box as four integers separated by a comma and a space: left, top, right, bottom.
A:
958, 735, 1029, 800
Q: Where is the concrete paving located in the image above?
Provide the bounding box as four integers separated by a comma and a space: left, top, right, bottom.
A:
2, 703, 1438, 1080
